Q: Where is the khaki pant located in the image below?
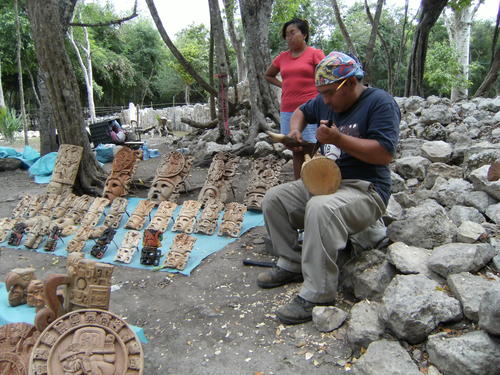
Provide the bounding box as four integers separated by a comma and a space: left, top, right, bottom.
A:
261, 179, 386, 303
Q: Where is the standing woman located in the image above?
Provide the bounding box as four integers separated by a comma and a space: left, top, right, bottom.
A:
265, 18, 325, 179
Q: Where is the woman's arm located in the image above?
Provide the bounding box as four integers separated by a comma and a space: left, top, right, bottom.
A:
264, 64, 282, 88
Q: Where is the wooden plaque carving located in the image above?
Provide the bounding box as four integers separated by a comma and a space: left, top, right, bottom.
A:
124, 200, 155, 230
194, 199, 224, 235
147, 201, 177, 232
171, 200, 202, 233
52, 194, 76, 220
29, 309, 143, 375
11, 195, 33, 219
244, 156, 285, 211
218, 202, 247, 238
0, 323, 40, 375
198, 152, 240, 206
24, 216, 51, 250
102, 146, 139, 202
91, 197, 128, 239
46, 144, 83, 195
148, 151, 193, 203
0, 218, 17, 243
114, 230, 141, 264
163, 233, 197, 270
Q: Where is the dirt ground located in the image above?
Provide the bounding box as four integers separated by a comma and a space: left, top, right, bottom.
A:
0, 138, 352, 375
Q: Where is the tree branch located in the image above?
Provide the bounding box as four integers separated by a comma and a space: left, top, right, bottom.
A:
180, 117, 218, 129
69, 0, 138, 27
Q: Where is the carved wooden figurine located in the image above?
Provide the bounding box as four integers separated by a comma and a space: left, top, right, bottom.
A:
44, 225, 62, 252
91, 197, 128, 239
10, 195, 33, 219
198, 152, 240, 206
102, 146, 139, 202
218, 202, 247, 238
29, 309, 143, 375
0, 323, 40, 375
65, 225, 93, 253
244, 155, 285, 211
24, 216, 51, 249
148, 151, 193, 203
37, 193, 62, 217
46, 144, 83, 195
147, 201, 177, 232
25, 194, 47, 219
53, 195, 95, 236
5, 268, 36, 306
140, 229, 163, 266
114, 230, 141, 264
8, 222, 27, 246
163, 233, 197, 270
172, 200, 202, 233
34, 256, 114, 332
90, 227, 117, 259
0, 218, 17, 243
27, 280, 45, 310
125, 199, 155, 230
195, 199, 224, 235
52, 193, 76, 219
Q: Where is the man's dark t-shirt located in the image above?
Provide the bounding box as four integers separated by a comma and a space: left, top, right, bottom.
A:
299, 87, 400, 205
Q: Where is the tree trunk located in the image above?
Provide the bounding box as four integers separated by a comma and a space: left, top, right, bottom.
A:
209, 27, 216, 120
474, 46, 499, 97
363, 0, 384, 84
145, 0, 218, 98
209, 0, 230, 141
395, 0, 410, 96
68, 17, 96, 122
0, 61, 5, 108
28, 70, 41, 108
239, 0, 279, 143
38, 73, 58, 155
405, 0, 448, 97
331, 0, 357, 56
26, 0, 106, 193
223, 0, 247, 82
15, 0, 29, 146
445, 1, 482, 101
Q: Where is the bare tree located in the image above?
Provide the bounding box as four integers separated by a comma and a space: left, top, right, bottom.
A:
145, 0, 218, 98
405, 0, 448, 97
331, 0, 358, 56
26, 0, 106, 193
239, 0, 279, 145
363, 0, 384, 84
223, 0, 247, 82
15, 0, 28, 145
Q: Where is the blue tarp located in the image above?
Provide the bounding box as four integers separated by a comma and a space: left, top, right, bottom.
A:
0, 197, 265, 276
28, 152, 58, 184
0, 282, 148, 343
0, 146, 40, 169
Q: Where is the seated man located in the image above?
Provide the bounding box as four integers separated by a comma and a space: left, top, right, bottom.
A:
109, 119, 126, 144
257, 51, 400, 325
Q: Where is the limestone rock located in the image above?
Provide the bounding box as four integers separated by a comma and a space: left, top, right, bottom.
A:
447, 272, 494, 321
387, 242, 432, 275
428, 243, 495, 277
312, 306, 347, 333
479, 282, 500, 336
455, 221, 487, 243
346, 301, 384, 354
421, 141, 453, 163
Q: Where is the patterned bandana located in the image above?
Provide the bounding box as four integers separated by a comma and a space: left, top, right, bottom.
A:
315, 51, 364, 87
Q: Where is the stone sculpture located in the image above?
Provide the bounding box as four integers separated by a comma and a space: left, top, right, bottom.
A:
5, 268, 36, 306
125, 199, 156, 230
90, 227, 117, 259
195, 199, 224, 235
44, 226, 62, 252
91, 197, 128, 239
148, 151, 193, 203
35, 256, 114, 332
29, 309, 143, 375
46, 144, 83, 195
244, 155, 285, 211
140, 229, 163, 266
27, 280, 45, 310
163, 233, 197, 270
198, 152, 240, 206
0, 323, 39, 375
172, 200, 202, 233
114, 230, 141, 264
65, 225, 93, 253
0, 218, 17, 243
218, 202, 247, 238
147, 201, 177, 232
8, 222, 27, 246
102, 146, 139, 202
24, 216, 51, 250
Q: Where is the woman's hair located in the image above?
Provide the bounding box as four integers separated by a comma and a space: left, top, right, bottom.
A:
282, 18, 309, 43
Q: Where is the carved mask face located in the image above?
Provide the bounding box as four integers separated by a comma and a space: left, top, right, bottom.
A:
8, 284, 26, 306
104, 177, 126, 201
246, 191, 265, 210
149, 179, 175, 201
27, 280, 45, 308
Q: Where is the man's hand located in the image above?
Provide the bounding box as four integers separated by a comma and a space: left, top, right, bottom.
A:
287, 129, 304, 152
316, 120, 341, 145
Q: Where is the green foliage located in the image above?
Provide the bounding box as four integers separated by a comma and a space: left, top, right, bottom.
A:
424, 41, 470, 96
0, 107, 22, 143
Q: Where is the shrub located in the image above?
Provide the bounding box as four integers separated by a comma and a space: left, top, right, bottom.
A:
0, 107, 22, 143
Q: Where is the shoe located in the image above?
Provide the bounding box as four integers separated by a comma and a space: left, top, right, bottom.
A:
257, 266, 303, 289
276, 295, 333, 325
